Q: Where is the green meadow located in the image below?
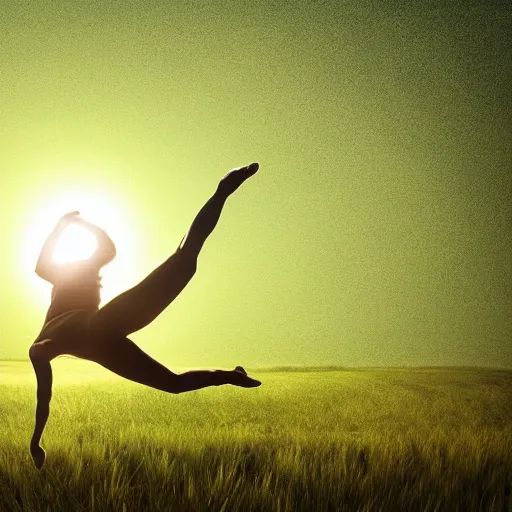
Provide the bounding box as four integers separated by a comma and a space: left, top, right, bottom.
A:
1, 360, 511, 511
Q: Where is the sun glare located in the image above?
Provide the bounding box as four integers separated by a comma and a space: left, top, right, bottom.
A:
52, 224, 98, 264
20, 181, 140, 306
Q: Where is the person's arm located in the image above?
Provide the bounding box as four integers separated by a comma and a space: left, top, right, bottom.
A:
28, 343, 53, 469
35, 211, 80, 283
74, 217, 117, 266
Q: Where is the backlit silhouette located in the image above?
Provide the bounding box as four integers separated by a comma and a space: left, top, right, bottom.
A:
28, 163, 261, 469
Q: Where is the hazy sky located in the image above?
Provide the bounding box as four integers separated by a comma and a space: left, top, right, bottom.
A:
1, 1, 510, 368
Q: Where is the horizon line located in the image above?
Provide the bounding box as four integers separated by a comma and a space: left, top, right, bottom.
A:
1, 359, 511, 372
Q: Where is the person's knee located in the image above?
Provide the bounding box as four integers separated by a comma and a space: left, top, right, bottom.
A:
29, 339, 56, 362
185, 259, 197, 280
167, 374, 185, 394
174, 248, 198, 279
169, 377, 183, 394
177, 236, 201, 263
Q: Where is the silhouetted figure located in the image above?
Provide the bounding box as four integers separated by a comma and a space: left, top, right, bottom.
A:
28, 163, 261, 469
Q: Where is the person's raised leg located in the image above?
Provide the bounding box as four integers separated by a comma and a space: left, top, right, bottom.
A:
89, 336, 261, 393
91, 162, 259, 338
178, 162, 259, 257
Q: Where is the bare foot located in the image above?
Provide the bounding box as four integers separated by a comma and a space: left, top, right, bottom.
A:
232, 366, 261, 388
30, 444, 46, 469
218, 163, 259, 196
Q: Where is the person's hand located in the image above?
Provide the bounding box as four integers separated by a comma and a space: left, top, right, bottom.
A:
57, 211, 80, 228
30, 443, 46, 469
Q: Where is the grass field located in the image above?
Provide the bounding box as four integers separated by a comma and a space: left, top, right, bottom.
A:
1, 360, 511, 511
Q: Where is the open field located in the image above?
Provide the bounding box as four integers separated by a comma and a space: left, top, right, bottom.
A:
1, 360, 511, 511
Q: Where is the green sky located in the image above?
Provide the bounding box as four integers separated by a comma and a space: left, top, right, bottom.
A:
1, 1, 510, 368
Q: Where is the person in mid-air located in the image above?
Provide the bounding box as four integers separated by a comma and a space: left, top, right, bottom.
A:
29, 163, 261, 469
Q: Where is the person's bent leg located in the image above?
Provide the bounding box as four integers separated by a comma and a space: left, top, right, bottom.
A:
89, 337, 260, 393
28, 342, 54, 469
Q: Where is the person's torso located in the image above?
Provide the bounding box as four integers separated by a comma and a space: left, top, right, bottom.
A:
35, 309, 97, 358
45, 262, 102, 324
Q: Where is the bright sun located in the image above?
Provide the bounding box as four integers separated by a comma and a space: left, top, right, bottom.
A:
53, 224, 98, 264
21, 185, 139, 306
